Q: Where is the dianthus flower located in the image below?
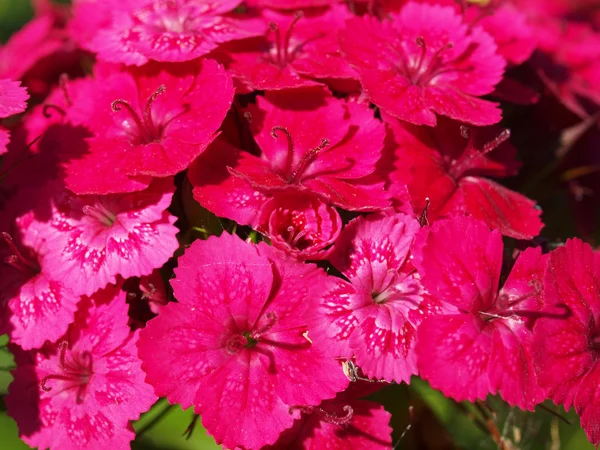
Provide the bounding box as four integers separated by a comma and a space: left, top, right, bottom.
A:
532, 239, 600, 445
414, 216, 548, 409
339, 1, 506, 126
217, 5, 355, 91
0, 79, 29, 155
308, 213, 451, 383
24, 178, 179, 297
137, 233, 349, 449
385, 114, 543, 239
189, 88, 389, 224
82, 0, 264, 65
6, 285, 157, 450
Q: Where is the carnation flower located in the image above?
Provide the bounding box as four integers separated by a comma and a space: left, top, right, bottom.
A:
0, 79, 29, 155
189, 88, 389, 223
308, 213, 451, 383
217, 5, 355, 91
137, 233, 348, 449
532, 239, 600, 445
385, 114, 543, 239
26, 178, 179, 297
339, 1, 506, 126
84, 0, 264, 65
414, 216, 548, 409
6, 284, 157, 450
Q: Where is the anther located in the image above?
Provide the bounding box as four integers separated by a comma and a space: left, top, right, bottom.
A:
42, 104, 67, 119
271, 126, 295, 174
418, 198, 430, 227
317, 405, 354, 426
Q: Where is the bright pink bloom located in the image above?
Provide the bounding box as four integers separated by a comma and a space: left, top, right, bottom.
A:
217, 6, 355, 91
26, 178, 179, 297
137, 233, 349, 450
6, 285, 157, 450
0, 79, 29, 155
414, 216, 547, 409
63, 59, 233, 194
385, 114, 543, 239
189, 88, 389, 223
532, 239, 600, 445
247, 0, 338, 9
308, 213, 449, 383
267, 383, 392, 450
256, 191, 342, 260
84, 0, 264, 65
339, 2, 506, 126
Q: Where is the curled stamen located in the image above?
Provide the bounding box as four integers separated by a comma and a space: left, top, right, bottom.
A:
57, 340, 69, 371
283, 11, 304, 63
418, 197, 430, 227
268, 21, 283, 65
243, 111, 252, 123
271, 126, 295, 174
291, 138, 330, 183
460, 125, 471, 139
42, 104, 67, 119
41, 373, 73, 392
82, 201, 117, 227
144, 85, 167, 128
1, 232, 39, 273
317, 405, 354, 426
111, 99, 146, 136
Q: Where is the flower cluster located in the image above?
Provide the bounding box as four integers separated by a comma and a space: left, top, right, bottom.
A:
2, 0, 600, 449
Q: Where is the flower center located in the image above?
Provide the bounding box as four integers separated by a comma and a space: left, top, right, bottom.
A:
41, 341, 94, 404
136, 0, 200, 34
1, 232, 41, 276
111, 84, 167, 145
225, 312, 278, 354
82, 197, 118, 227
266, 12, 304, 68
271, 126, 330, 184
446, 126, 511, 180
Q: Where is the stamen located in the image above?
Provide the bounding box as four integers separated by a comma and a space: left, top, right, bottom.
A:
112, 99, 146, 134
289, 405, 314, 415
342, 360, 387, 383
480, 304, 571, 321
418, 198, 430, 227
317, 405, 354, 426
252, 311, 278, 339
42, 104, 67, 119
1, 232, 39, 273
291, 138, 330, 183
271, 126, 295, 175
82, 202, 117, 227
41, 373, 73, 392
143, 85, 167, 138
59, 73, 72, 106
57, 340, 68, 371
449, 127, 511, 179
268, 22, 283, 65
415, 36, 427, 73
283, 11, 304, 64
243, 111, 252, 124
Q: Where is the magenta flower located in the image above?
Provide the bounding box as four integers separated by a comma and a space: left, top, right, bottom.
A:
63, 59, 233, 194
532, 239, 600, 445
0, 79, 29, 155
385, 114, 543, 240
6, 285, 157, 450
189, 88, 389, 223
256, 191, 342, 260
267, 383, 392, 450
308, 213, 450, 383
27, 178, 179, 297
137, 233, 349, 449
339, 1, 506, 126
85, 0, 264, 65
217, 5, 356, 91
414, 216, 547, 409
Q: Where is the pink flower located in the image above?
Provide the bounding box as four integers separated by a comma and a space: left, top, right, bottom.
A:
6, 284, 157, 450
189, 88, 389, 224
532, 239, 600, 445
62, 59, 233, 194
308, 213, 449, 383
137, 233, 349, 450
385, 114, 543, 239
217, 6, 356, 91
247, 0, 338, 9
26, 178, 179, 297
414, 216, 547, 409
0, 79, 29, 155
267, 383, 392, 450
339, 2, 506, 126
256, 191, 342, 260
84, 0, 264, 65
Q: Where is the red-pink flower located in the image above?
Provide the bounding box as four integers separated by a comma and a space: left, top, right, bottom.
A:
256, 190, 342, 260
385, 114, 543, 239
308, 213, 450, 383
414, 216, 547, 409
84, 0, 264, 65
26, 178, 179, 297
189, 88, 389, 223
137, 233, 349, 450
339, 1, 506, 126
267, 383, 392, 450
6, 285, 157, 450
532, 239, 600, 445
0, 79, 29, 155
63, 59, 233, 194
217, 6, 356, 91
